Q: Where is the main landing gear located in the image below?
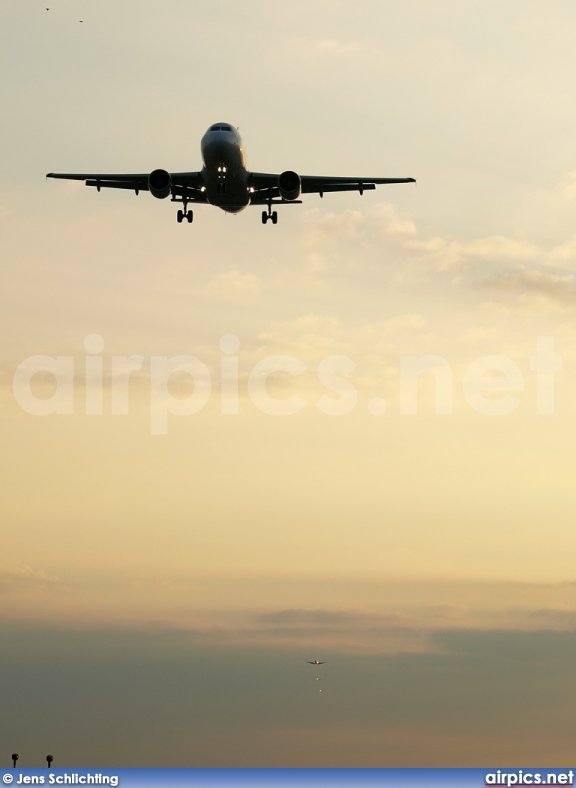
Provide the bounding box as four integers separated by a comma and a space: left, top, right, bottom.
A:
262, 208, 278, 225
175, 187, 193, 223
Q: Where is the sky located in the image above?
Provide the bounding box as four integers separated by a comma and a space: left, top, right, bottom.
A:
2, 0, 576, 769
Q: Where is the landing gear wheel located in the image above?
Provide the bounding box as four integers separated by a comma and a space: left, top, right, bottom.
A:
262, 211, 268, 225
187, 210, 193, 223
272, 211, 278, 224
177, 210, 184, 223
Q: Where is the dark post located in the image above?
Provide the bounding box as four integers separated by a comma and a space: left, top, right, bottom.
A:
46, 755, 54, 768
12, 753, 19, 768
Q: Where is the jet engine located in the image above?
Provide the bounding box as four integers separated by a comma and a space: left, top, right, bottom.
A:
148, 169, 172, 199
278, 170, 301, 201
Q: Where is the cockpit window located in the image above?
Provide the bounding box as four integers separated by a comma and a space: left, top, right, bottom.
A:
221, 125, 232, 131
210, 125, 232, 132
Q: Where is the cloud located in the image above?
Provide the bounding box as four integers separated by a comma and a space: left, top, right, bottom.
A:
228, 607, 434, 655
199, 269, 264, 301
368, 202, 417, 239
0, 565, 59, 596
423, 604, 467, 621
254, 312, 429, 373
464, 236, 541, 262
255, 314, 350, 360
478, 267, 576, 315
547, 236, 576, 266
528, 608, 576, 628
5, 572, 576, 654
482, 268, 576, 297
257, 608, 415, 628
302, 203, 416, 245
555, 170, 576, 200
298, 205, 562, 295
405, 235, 541, 275
404, 236, 466, 272
311, 39, 361, 55
433, 628, 576, 663
302, 208, 365, 241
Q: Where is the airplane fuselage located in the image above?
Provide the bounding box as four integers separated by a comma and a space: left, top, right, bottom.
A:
200, 123, 249, 213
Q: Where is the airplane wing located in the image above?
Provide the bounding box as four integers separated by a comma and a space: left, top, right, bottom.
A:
248, 172, 415, 203
46, 171, 207, 202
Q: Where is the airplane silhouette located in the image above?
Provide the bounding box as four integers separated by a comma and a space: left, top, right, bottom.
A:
47, 122, 415, 225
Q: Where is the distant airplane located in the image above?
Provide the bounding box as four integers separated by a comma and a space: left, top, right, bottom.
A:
47, 123, 415, 225
307, 660, 326, 665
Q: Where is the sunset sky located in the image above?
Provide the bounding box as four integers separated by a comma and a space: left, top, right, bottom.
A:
2, 0, 576, 768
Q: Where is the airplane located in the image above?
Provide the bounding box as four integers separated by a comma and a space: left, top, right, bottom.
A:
47, 122, 415, 225
307, 660, 326, 665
